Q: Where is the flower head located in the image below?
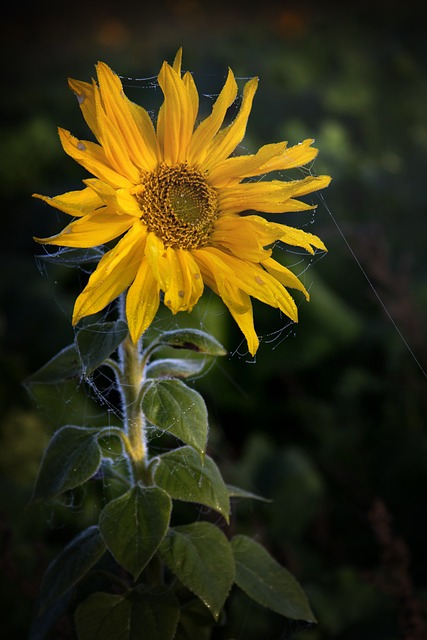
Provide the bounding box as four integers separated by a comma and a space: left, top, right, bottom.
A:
34, 49, 331, 356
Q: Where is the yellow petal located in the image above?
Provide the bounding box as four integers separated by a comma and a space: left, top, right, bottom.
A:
68, 77, 100, 141
32, 186, 103, 217
58, 128, 132, 189
72, 221, 145, 324
157, 62, 197, 164
183, 71, 199, 127
208, 138, 318, 188
203, 76, 258, 172
210, 214, 274, 261
126, 258, 160, 343
218, 175, 331, 214
192, 248, 259, 355
262, 257, 309, 300
92, 82, 140, 183
95, 62, 158, 172
83, 179, 142, 217
187, 68, 238, 166
279, 225, 327, 254
34, 207, 136, 247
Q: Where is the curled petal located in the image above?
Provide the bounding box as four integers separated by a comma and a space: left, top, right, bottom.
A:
32, 186, 103, 217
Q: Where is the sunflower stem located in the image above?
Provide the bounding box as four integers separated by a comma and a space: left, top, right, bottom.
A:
117, 298, 149, 485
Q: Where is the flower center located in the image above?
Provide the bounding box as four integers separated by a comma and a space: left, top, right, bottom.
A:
135, 163, 218, 249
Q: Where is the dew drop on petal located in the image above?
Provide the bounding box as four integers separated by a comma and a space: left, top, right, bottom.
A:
255, 275, 265, 285
178, 290, 185, 298
77, 141, 87, 151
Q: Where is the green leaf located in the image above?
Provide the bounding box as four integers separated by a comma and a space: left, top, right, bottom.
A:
33, 425, 102, 501
75, 588, 180, 640
231, 535, 316, 622
99, 484, 172, 579
76, 320, 128, 376
141, 379, 208, 455
227, 484, 271, 502
39, 526, 106, 613
153, 446, 230, 522
155, 328, 227, 355
146, 358, 206, 380
24, 344, 81, 386
176, 599, 215, 640
159, 522, 235, 620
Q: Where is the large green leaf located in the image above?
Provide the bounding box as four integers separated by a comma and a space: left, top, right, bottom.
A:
24, 344, 81, 386
231, 535, 316, 622
159, 522, 235, 620
153, 328, 227, 355
32, 425, 102, 501
141, 379, 208, 455
38, 526, 106, 613
75, 588, 180, 640
99, 484, 172, 579
76, 320, 128, 376
153, 446, 230, 522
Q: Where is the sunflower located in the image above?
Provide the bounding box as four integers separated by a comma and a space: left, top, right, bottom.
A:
34, 49, 331, 356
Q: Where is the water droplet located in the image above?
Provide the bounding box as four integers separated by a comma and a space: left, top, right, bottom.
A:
77, 141, 86, 151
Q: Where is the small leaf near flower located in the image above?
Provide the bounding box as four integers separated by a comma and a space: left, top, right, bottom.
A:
141, 379, 208, 456
146, 357, 207, 380
99, 484, 172, 580
231, 535, 316, 622
75, 588, 180, 640
154, 328, 227, 355
32, 425, 102, 501
38, 526, 106, 614
152, 446, 230, 522
76, 320, 128, 376
159, 522, 235, 621
24, 344, 82, 387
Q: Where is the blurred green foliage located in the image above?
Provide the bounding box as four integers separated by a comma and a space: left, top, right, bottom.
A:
1, 1, 427, 637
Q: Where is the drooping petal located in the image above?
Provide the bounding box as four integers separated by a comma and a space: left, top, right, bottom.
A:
193, 249, 259, 355
126, 258, 160, 343
34, 207, 136, 248
157, 61, 197, 164
208, 138, 319, 188
210, 214, 274, 261
58, 128, 132, 189
187, 68, 238, 166
95, 62, 158, 172
193, 247, 298, 322
202, 76, 258, 172
218, 175, 331, 214
262, 257, 309, 299
72, 221, 146, 324
32, 186, 103, 217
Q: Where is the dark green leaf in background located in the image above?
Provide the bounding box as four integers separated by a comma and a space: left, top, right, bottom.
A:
231, 535, 316, 622
99, 484, 172, 579
24, 344, 81, 386
38, 526, 106, 614
159, 522, 235, 620
75, 588, 180, 640
141, 379, 208, 455
153, 446, 230, 522
32, 425, 102, 501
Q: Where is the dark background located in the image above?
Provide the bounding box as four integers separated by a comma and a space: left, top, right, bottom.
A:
2, 1, 427, 638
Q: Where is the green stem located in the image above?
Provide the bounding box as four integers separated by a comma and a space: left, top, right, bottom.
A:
117, 299, 149, 484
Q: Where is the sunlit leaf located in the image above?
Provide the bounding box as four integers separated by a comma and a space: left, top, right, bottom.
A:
159, 522, 235, 620
141, 379, 208, 455
99, 484, 172, 579
153, 446, 230, 522
231, 535, 316, 622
